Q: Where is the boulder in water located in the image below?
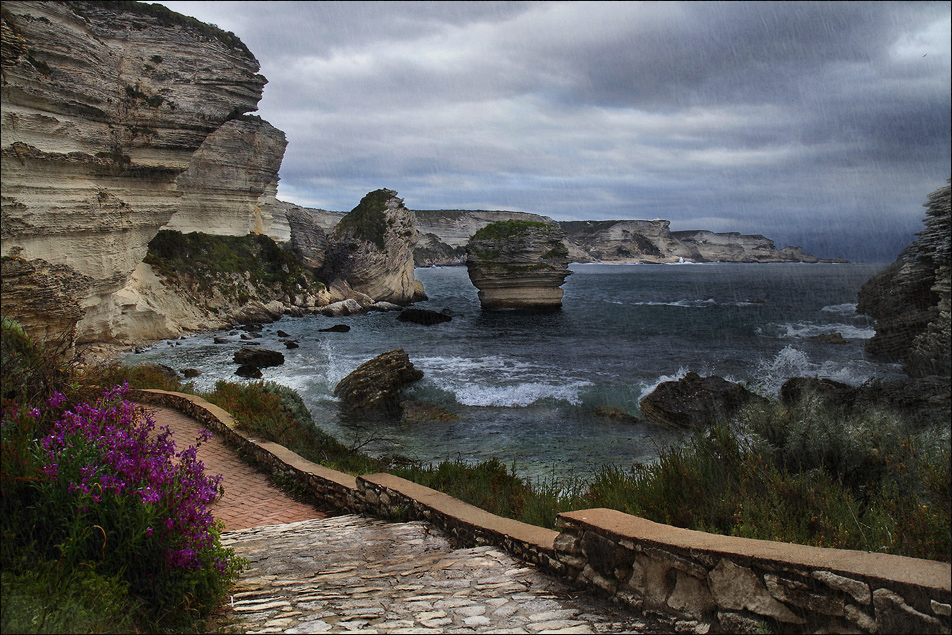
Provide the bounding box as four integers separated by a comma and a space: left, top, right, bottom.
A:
334, 349, 424, 412
235, 365, 263, 379
640, 372, 765, 429
233, 347, 285, 367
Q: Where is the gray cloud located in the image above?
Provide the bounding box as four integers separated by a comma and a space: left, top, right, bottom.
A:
158, 1, 950, 261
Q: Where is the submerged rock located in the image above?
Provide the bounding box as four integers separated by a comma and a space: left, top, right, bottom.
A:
400, 400, 458, 423
397, 308, 452, 325
465, 220, 572, 310
318, 324, 350, 333
334, 349, 424, 412
639, 372, 765, 429
593, 406, 642, 423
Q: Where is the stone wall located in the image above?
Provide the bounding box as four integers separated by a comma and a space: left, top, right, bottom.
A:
131, 389, 952, 634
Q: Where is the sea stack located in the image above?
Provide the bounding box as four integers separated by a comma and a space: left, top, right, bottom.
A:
465, 220, 571, 310
321, 189, 427, 305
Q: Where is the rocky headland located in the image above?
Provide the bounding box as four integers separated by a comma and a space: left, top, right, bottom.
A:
466, 220, 572, 310
857, 178, 951, 378
429, 213, 843, 266
1, 2, 422, 351
1, 1, 277, 345
320, 189, 426, 306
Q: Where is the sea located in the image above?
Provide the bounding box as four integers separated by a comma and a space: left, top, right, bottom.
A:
126, 262, 904, 482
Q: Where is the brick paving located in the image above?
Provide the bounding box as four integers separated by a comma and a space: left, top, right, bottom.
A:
143, 405, 330, 531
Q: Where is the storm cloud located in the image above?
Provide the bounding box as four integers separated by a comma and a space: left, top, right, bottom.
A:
158, 1, 951, 261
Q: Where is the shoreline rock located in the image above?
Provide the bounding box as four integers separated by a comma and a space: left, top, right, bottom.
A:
333, 349, 424, 413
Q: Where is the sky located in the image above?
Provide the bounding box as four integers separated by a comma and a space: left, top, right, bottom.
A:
156, 1, 950, 261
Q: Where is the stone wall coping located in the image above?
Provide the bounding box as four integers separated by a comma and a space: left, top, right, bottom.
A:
141, 389, 240, 429
360, 472, 558, 550
559, 508, 952, 593
257, 441, 359, 490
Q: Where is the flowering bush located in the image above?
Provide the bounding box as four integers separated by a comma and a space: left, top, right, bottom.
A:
2, 383, 241, 627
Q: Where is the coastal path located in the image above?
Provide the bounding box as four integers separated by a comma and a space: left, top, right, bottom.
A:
147, 404, 675, 634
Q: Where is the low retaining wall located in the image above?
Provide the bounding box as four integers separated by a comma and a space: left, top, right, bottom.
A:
131, 389, 951, 634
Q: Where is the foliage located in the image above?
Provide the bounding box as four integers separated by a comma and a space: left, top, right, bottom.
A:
204, 380, 385, 475
1, 322, 242, 632
575, 399, 951, 561
144, 230, 314, 301
471, 219, 555, 242
2, 565, 139, 634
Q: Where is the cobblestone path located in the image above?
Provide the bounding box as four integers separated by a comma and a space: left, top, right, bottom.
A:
219, 515, 673, 634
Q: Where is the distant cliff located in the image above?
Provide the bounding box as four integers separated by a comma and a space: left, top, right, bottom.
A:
1, 1, 284, 345
406, 211, 841, 266
858, 179, 951, 377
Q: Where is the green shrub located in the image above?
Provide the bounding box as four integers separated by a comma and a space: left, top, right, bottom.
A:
334, 189, 399, 250
471, 219, 554, 241
204, 380, 384, 475
1, 322, 242, 633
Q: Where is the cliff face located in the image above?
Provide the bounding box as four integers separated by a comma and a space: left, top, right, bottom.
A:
322, 190, 426, 305
0, 1, 284, 345
415, 210, 557, 247
561, 220, 691, 263
858, 179, 951, 377
466, 220, 572, 310
164, 117, 287, 237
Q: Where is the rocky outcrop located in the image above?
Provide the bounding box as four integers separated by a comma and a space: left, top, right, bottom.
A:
233, 347, 284, 368
857, 179, 951, 377
396, 308, 452, 325
780, 376, 951, 426
416, 210, 557, 248
321, 190, 426, 305
639, 372, 766, 429
284, 204, 329, 272
0, 1, 283, 346
466, 220, 572, 310
333, 349, 424, 413
561, 220, 692, 263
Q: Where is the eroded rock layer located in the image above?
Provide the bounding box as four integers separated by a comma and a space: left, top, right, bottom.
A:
466, 220, 572, 310
1, 1, 278, 344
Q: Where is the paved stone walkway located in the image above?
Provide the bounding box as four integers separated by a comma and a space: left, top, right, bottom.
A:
148, 404, 674, 634
219, 515, 672, 634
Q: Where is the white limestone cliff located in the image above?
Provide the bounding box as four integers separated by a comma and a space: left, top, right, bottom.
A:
1, 1, 286, 345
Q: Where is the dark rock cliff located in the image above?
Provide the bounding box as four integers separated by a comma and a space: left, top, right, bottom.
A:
857, 179, 951, 377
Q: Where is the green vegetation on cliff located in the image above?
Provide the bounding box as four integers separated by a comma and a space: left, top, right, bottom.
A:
471, 219, 554, 241
144, 229, 322, 302
334, 188, 400, 250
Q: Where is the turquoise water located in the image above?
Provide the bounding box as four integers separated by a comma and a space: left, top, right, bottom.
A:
128, 262, 901, 481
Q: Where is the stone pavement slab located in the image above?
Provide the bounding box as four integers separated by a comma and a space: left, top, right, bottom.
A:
218, 515, 675, 634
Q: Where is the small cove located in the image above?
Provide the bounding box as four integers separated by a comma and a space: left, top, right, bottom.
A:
127, 262, 903, 482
